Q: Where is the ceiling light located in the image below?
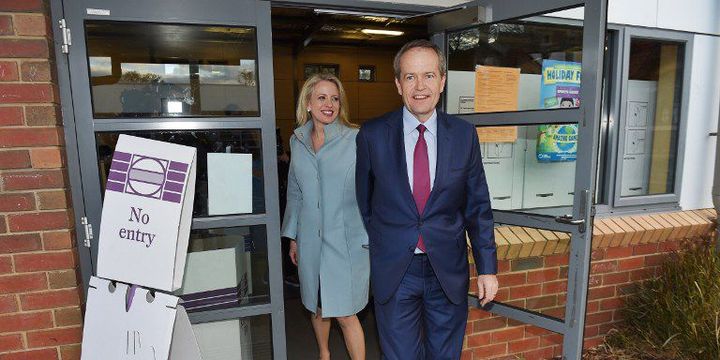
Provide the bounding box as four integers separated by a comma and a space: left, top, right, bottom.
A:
361, 29, 404, 36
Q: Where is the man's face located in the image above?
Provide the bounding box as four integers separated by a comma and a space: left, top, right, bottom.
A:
395, 47, 446, 122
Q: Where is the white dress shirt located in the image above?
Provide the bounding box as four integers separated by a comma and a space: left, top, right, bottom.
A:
403, 107, 438, 193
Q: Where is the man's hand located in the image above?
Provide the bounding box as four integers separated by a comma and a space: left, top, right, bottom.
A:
477, 274, 499, 306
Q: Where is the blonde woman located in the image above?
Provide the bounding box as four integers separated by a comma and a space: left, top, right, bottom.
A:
281, 73, 369, 360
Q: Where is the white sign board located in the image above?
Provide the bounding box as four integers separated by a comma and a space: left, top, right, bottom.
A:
97, 135, 196, 292
207, 153, 252, 215
81, 277, 202, 360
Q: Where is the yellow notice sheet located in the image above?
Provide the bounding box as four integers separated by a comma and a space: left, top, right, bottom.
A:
474, 65, 520, 143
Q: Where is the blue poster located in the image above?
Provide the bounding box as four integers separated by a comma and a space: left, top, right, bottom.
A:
537, 60, 581, 162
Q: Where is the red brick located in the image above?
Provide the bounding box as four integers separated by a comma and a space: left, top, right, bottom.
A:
54, 307, 82, 326
0, 216, 5, 233
0, 273, 47, 294
602, 272, 630, 285
0, 39, 48, 58
589, 275, 602, 287
521, 347, 554, 359
544, 254, 568, 267
605, 246, 633, 259
472, 344, 507, 358
0, 311, 52, 332
0, 128, 62, 147
0, 106, 23, 126
590, 249, 604, 260
509, 284, 542, 299
37, 190, 68, 209
598, 322, 620, 336
508, 337, 539, 354
13, 14, 46, 36
588, 286, 615, 300
20, 288, 80, 310
474, 317, 508, 332
0, 14, 12, 34
43, 230, 74, 250
0, 255, 10, 274
0, 295, 19, 314
618, 257, 644, 270
599, 298, 624, 311
48, 270, 77, 289
0, 60, 19, 81
542, 280, 567, 295
467, 333, 492, 348
0, 333, 23, 352
27, 326, 82, 348
8, 211, 69, 232
491, 327, 524, 342
633, 243, 658, 255
590, 260, 617, 274
14, 250, 75, 272
0, 83, 54, 103
584, 325, 599, 337
525, 325, 554, 338
30, 148, 64, 168
0, 150, 31, 169
0, 349, 59, 360
59, 344, 81, 360
659, 240, 681, 252
0, 192, 34, 211
526, 295, 557, 310
0, 233, 41, 253
645, 254, 667, 266
585, 311, 614, 326
630, 268, 656, 281
25, 105, 59, 126
584, 337, 605, 349
21, 61, 52, 82
586, 300, 599, 313
497, 260, 510, 272
527, 268, 558, 284
1, 169, 65, 190
539, 333, 563, 347
497, 273, 526, 287
0, 0, 44, 12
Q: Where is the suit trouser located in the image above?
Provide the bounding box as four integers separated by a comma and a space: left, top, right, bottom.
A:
375, 254, 468, 360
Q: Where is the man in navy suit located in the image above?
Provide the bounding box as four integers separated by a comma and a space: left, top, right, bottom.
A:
356, 40, 499, 359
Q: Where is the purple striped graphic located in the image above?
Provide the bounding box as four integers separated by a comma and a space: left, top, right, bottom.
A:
114, 151, 132, 162
169, 161, 189, 172
107, 170, 127, 182
162, 192, 181, 203
106, 180, 125, 192
166, 171, 186, 182
163, 181, 183, 193
110, 160, 130, 172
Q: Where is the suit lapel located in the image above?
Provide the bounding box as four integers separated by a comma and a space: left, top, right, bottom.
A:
426, 112, 451, 211
386, 110, 419, 215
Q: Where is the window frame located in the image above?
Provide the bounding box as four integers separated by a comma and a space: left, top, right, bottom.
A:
611, 27, 693, 208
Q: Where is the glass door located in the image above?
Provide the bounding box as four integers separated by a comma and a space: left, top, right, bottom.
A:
61, 0, 285, 358
430, 0, 607, 358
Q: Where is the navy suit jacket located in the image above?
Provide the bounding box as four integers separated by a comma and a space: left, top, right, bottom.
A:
356, 109, 497, 305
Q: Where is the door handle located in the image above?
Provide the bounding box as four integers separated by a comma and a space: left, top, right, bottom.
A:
555, 214, 585, 226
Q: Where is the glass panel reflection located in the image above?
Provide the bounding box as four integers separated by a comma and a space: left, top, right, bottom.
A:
86, 21, 259, 118
447, 13, 583, 114
193, 315, 272, 360
479, 124, 577, 216
96, 129, 265, 216
177, 226, 269, 310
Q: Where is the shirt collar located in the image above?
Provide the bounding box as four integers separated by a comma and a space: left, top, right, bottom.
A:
402, 107, 437, 137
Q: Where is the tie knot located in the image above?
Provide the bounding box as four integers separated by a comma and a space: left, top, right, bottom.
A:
417, 124, 426, 135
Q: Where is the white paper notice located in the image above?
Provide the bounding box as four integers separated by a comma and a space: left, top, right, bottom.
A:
207, 153, 252, 215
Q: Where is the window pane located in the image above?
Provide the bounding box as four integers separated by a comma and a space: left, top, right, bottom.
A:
447, 12, 583, 114
619, 39, 684, 197
86, 21, 259, 118
96, 129, 265, 216
479, 124, 577, 216
193, 315, 272, 360
176, 225, 270, 310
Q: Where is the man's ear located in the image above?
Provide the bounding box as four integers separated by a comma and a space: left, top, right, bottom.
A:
440, 74, 447, 94
395, 77, 403, 96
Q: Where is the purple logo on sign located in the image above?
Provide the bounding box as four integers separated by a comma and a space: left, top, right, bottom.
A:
106, 151, 188, 204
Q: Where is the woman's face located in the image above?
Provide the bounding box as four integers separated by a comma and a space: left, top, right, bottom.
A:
308, 80, 340, 125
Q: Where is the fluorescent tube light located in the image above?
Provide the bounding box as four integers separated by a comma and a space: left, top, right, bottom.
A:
361, 29, 404, 36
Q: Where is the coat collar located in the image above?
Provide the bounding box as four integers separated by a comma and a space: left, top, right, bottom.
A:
294, 119, 345, 151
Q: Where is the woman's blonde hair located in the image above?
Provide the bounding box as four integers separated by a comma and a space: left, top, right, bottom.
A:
295, 73, 356, 128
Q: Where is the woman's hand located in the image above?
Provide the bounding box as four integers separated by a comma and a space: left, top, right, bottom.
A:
289, 240, 298, 266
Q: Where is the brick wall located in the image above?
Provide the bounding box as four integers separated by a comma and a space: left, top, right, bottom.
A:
0, 1, 83, 359
462, 209, 717, 359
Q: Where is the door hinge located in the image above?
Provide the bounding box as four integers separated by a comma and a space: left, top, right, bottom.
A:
58, 19, 71, 54
81, 216, 93, 248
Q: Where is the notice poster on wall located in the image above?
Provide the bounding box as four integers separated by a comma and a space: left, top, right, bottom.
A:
537, 60, 581, 162
207, 153, 252, 215
474, 65, 520, 143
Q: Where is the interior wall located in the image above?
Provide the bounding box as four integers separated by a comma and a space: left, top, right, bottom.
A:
273, 43, 402, 150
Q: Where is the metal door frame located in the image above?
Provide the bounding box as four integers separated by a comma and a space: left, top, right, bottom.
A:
430, 1, 607, 358
50, 0, 286, 357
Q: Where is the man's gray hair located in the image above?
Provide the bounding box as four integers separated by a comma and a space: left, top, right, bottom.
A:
393, 39, 447, 79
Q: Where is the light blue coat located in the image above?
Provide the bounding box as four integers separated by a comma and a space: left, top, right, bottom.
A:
281, 120, 369, 317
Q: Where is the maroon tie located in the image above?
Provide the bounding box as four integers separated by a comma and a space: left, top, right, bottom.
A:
413, 124, 430, 252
